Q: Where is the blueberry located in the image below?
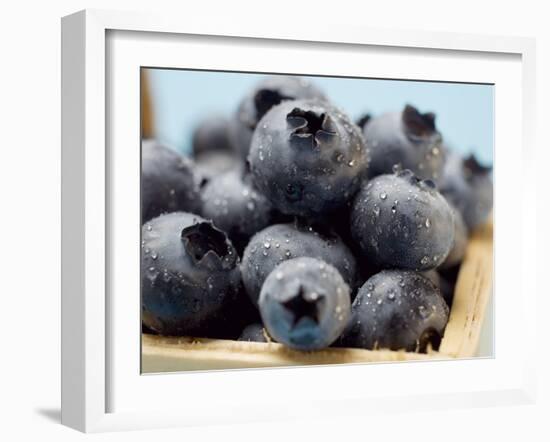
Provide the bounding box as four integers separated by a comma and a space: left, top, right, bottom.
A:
141, 212, 242, 336
440, 206, 468, 269
355, 113, 372, 130
339, 270, 449, 352
192, 115, 233, 157
422, 269, 441, 288
350, 170, 454, 270
249, 99, 369, 217
201, 169, 275, 252
259, 257, 351, 350
229, 76, 327, 158
313, 201, 377, 287
241, 222, 357, 306
438, 151, 493, 231
437, 265, 460, 307
422, 269, 454, 307
195, 151, 243, 188
238, 323, 269, 342
141, 140, 201, 223
363, 105, 445, 181
325, 200, 355, 246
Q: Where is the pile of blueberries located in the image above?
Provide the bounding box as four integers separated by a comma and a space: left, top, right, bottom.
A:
141, 75, 493, 353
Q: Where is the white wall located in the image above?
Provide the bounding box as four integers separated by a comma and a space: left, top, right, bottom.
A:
0, 1, 547, 440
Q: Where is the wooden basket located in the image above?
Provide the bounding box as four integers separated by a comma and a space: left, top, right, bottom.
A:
142, 220, 493, 373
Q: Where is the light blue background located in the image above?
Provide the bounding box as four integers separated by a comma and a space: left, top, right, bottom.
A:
148, 69, 494, 165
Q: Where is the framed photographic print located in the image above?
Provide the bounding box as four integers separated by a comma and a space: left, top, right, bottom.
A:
61, 9, 537, 432
139, 67, 494, 373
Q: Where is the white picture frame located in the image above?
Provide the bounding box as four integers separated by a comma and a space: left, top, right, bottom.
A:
61, 9, 537, 433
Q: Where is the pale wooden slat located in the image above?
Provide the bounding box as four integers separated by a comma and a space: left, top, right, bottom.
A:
141, 334, 438, 373
140, 69, 154, 139
438, 220, 493, 357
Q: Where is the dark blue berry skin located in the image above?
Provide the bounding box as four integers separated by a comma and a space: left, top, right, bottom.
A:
201, 170, 275, 253
350, 170, 454, 270
339, 270, 449, 352
310, 200, 378, 292
363, 105, 445, 182
440, 206, 468, 269
238, 323, 269, 342
141, 212, 242, 336
192, 115, 234, 157
192, 116, 244, 187
259, 257, 351, 350
249, 99, 369, 217
195, 151, 243, 188
437, 265, 460, 308
241, 222, 357, 306
229, 76, 327, 159
438, 150, 493, 231
422, 270, 454, 308
141, 140, 201, 223
356, 113, 372, 130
